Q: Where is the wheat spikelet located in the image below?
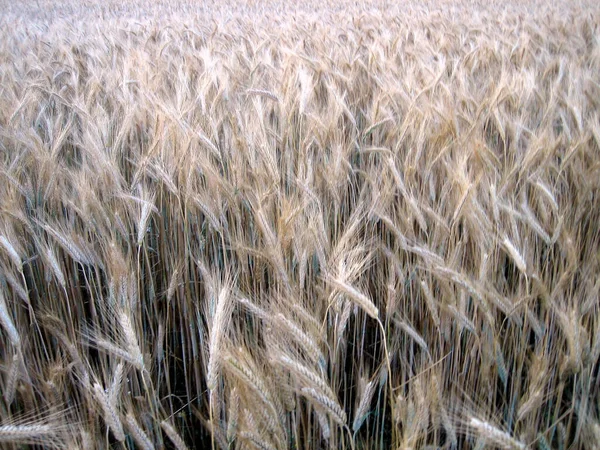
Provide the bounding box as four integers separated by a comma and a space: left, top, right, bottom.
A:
192, 195, 222, 230
238, 297, 270, 320
108, 362, 125, 407
207, 282, 235, 391
521, 200, 552, 244
3, 350, 21, 405
137, 200, 154, 246
224, 354, 272, 410
440, 405, 457, 448
160, 421, 189, 450
276, 355, 338, 405
288, 302, 322, 335
246, 89, 280, 102
0, 236, 22, 271
536, 434, 551, 450
2, 269, 29, 304
395, 318, 430, 355
336, 300, 353, 343
239, 431, 278, 450
0, 424, 56, 443
534, 180, 559, 212
43, 246, 66, 288
420, 278, 441, 328
0, 288, 20, 347
496, 346, 508, 389
353, 378, 376, 432
117, 309, 145, 371
227, 387, 239, 442
526, 309, 545, 339
37, 222, 92, 265
92, 337, 143, 370
327, 276, 379, 319
446, 304, 476, 335
468, 418, 526, 450
92, 382, 125, 442
301, 387, 347, 426
276, 312, 324, 365
502, 236, 527, 274
79, 429, 93, 450
166, 265, 181, 302
125, 413, 154, 450
517, 388, 543, 421
314, 406, 331, 440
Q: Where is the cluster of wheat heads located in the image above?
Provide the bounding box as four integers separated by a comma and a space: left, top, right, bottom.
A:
1, 0, 600, 448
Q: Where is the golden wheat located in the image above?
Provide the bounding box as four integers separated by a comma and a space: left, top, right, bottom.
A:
0, 0, 599, 448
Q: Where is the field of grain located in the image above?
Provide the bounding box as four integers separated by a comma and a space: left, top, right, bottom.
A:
1, 0, 600, 448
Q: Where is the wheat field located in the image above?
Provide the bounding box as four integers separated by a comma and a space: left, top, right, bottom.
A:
1, 0, 599, 448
